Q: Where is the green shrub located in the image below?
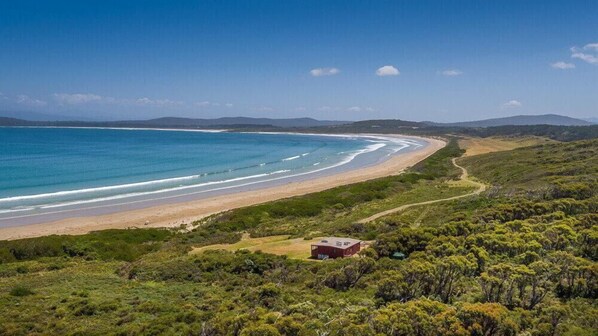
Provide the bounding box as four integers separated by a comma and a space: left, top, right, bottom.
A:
9, 285, 34, 297
0, 228, 172, 262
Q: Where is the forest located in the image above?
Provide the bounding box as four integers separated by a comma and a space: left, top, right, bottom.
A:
0, 137, 596, 335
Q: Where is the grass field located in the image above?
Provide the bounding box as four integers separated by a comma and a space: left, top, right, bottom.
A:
191, 234, 321, 259
458, 136, 554, 156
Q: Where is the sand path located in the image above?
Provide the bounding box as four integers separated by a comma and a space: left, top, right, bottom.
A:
357, 157, 486, 224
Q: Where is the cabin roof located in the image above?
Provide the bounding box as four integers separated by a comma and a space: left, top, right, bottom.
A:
311, 237, 361, 249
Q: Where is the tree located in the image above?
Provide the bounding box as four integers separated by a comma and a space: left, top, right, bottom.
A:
543, 222, 577, 250
240, 324, 281, 336
549, 251, 595, 298
323, 258, 375, 291
479, 263, 533, 308
535, 302, 571, 336
372, 299, 459, 336
459, 303, 517, 336
434, 255, 476, 303
524, 261, 553, 309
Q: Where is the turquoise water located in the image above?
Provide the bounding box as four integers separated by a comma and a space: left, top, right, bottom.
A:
0, 127, 425, 225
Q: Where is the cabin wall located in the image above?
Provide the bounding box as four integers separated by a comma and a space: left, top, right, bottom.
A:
344, 244, 360, 256
311, 243, 361, 259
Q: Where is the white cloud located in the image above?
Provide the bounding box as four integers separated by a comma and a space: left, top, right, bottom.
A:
0, 92, 7, 100
310, 67, 340, 77
294, 107, 306, 112
347, 106, 375, 113
53, 93, 102, 105
441, 69, 463, 76
376, 65, 400, 76
136, 97, 153, 105
195, 101, 228, 108
317, 106, 335, 112
501, 100, 522, 108
16, 94, 47, 107
551, 61, 575, 69
571, 50, 598, 64
256, 106, 274, 112
12, 92, 188, 109
583, 43, 598, 51
136, 97, 183, 106
570, 44, 598, 65
53, 95, 185, 106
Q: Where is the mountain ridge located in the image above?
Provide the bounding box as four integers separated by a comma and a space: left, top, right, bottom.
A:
0, 116, 349, 128
425, 114, 593, 127
1, 113, 594, 129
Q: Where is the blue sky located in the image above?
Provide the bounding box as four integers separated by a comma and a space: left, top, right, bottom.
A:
0, 0, 596, 121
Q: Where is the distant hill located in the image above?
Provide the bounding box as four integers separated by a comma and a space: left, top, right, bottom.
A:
0, 116, 349, 128
2, 115, 596, 142
115, 117, 348, 128
0, 110, 93, 121
3, 113, 591, 129
0, 117, 33, 126
297, 119, 598, 142
426, 114, 593, 127
348, 119, 424, 128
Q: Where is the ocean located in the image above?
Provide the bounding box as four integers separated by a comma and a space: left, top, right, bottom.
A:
0, 127, 426, 226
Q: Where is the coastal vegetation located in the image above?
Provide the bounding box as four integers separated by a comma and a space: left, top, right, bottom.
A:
0, 137, 596, 335
458, 136, 555, 156
318, 122, 598, 142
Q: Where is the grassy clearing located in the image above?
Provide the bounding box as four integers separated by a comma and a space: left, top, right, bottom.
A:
458, 136, 555, 157
191, 234, 320, 259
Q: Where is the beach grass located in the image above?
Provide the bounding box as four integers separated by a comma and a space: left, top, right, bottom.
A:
191, 234, 317, 260
458, 135, 555, 157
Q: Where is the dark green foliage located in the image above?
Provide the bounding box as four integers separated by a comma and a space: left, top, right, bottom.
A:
0, 228, 172, 263
283, 121, 598, 142
125, 250, 294, 282
322, 257, 375, 291
411, 138, 464, 179
374, 227, 435, 257
9, 284, 34, 297
459, 125, 598, 142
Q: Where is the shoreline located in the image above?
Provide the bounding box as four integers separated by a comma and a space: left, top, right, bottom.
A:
0, 131, 418, 225
0, 135, 445, 240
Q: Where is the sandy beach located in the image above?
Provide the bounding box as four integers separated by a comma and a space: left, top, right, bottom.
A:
0, 135, 445, 240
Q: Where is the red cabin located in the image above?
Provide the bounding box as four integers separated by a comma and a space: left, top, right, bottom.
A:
311, 237, 361, 259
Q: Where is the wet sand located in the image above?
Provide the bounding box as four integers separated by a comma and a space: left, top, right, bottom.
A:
0, 135, 445, 240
